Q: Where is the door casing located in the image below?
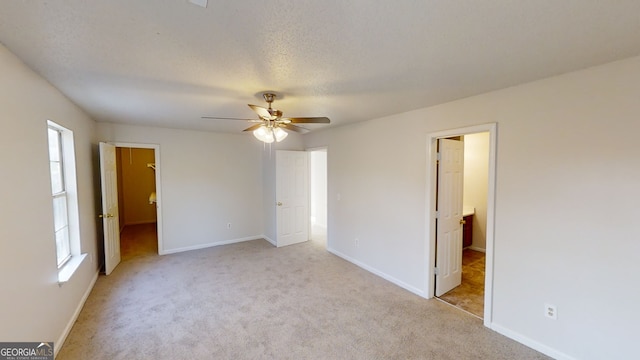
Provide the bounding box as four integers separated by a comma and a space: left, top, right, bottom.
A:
112, 142, 164, 254
425, 123, 497, 328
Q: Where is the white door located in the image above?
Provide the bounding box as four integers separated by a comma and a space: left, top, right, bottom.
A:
435, 138, 464, 296
276, 150, 309, 247
99, 142, 121, 275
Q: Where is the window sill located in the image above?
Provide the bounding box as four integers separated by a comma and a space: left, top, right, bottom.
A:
57, 253, 88, 285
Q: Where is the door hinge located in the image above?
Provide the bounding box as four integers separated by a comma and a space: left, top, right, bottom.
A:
434, 267, 439, 275
435, 211, 440, 218
436, 152, 441, 161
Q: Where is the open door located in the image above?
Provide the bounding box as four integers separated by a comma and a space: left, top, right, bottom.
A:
276, 150, 309, 247
435, 138, 464, 296
99, 142, 121, 275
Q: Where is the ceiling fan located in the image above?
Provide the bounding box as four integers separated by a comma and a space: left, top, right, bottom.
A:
202, 92, 330, 143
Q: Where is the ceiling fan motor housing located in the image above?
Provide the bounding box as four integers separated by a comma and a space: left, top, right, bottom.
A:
263, 92, 276, 103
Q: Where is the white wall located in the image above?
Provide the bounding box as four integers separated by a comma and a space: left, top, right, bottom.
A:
304, 56, 640, 359
463, 132, 489, 250
98, 123, 265, 253
0, 44, 99, 351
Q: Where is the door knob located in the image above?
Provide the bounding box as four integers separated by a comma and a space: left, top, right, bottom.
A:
459, 218, 466, 225
276, 202, 283, 206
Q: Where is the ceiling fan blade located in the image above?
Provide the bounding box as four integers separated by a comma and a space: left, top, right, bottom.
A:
283, 117, 330, 124
248, 104, 273, 120
201, 116, 255, 121
281, 123, 310, 133
242, 124, 265, 132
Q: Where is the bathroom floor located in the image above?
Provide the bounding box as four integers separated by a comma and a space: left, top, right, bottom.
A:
438, 249, 486, 318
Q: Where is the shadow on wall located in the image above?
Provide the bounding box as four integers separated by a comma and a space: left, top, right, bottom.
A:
92, 143, 105, 270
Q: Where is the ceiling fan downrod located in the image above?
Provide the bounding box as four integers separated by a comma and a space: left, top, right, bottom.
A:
263, 93, 282, 118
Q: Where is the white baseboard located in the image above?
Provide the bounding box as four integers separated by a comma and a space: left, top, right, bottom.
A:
123, 220, 157, 226
262, 235, 276, 246
160, 235, 265, 255
491, 323, 576, 360
55, 270, 99, 357
327, 247, 425, 297
468, 246, 486, 253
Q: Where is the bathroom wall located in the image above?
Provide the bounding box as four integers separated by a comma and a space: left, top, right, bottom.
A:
463, 132, 490, 250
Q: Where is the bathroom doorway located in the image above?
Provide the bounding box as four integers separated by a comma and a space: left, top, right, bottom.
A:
426, 123, 497, 326
435, 133, 490, 318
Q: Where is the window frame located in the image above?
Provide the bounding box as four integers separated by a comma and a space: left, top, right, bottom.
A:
46, 120, 86, 283
48, 125, 72, 267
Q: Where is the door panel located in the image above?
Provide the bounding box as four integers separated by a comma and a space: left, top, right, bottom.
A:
99, 142, 121, 275
276, 150, 309, 247
435, 138, 464, 296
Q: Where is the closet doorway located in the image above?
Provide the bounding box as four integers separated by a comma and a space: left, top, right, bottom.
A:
114, 143, 163, 260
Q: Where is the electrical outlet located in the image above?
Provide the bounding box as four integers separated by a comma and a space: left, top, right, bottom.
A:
355, 238, 359, 248
544, 303, 557, 320
227, 223, 232, 229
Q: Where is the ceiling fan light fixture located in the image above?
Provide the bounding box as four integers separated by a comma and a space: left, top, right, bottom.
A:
273, 127, 288, 142
253, 126, 274, 143
202, 91, 330, 143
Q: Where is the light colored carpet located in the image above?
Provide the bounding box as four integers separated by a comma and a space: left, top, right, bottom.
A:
58, 238, 549, 359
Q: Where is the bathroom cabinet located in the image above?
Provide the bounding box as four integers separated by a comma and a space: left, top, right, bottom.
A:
462, 214, 473, 248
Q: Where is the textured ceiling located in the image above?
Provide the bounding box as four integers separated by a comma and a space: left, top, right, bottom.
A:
1, 0, 639, 133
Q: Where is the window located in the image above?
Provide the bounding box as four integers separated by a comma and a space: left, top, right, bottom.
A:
48, 125, 71, 266
46, 121, 85, 282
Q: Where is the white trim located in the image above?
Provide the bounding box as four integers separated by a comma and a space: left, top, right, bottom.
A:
160, 235, 266, 255
491, 323, 577, 360
57, 253, 88, 284
111, 142, 164, 256
262, 235, 276, 246
122, 220, 157, 226
328, 247, 425, 297
467, 246, 486, 253
55, 270, 99, 357
424, 123, 497, 328
435, 297, 482, 320
305, 146, 328, 152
